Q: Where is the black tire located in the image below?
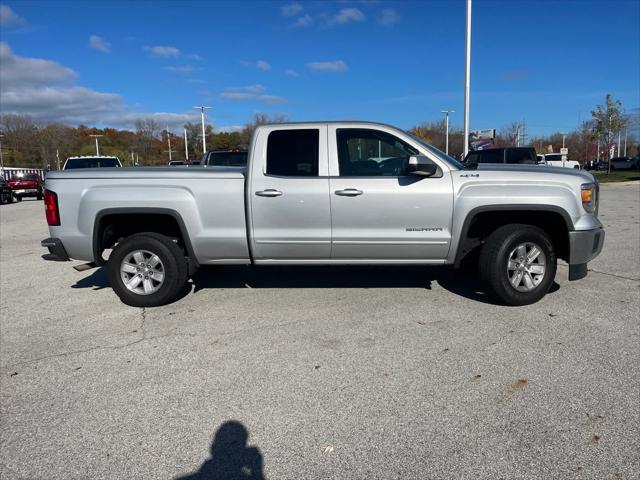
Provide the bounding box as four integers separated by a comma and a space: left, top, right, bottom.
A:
107, 232, 188, 307
36, 193, 43, 201
479, 224, 557, 306
15, 195, 22, 202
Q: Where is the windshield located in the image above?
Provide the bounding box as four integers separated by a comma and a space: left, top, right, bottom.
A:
65, 157, 120, 169
408, 134, 466, 169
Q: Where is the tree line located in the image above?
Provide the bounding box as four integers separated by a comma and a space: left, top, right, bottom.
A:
410, 94, 638, 162
0, 95, 637, 169
0, 113, 286, 169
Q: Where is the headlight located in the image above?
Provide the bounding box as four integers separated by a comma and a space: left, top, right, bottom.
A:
581, 183, 597, 213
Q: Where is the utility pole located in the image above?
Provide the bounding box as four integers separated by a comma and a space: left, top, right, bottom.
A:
463, 0, 472, 158
184, 128, 189, 162
89, 134, 103, 156
562, 133, 567, 149
56, 149, 61, 170
192, 106, 211, 155
441, 110, 454, 154
515, 124, 520, 147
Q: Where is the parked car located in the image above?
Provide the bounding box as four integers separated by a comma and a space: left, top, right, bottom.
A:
63, 156, 122, 170
168, 160, 187, 166
610, 156, 640, 170
463, 147, 540, 166
542, 154, 581, 169
42, 121, 604, 308
7, 173, 43, 201
1, 177, 15, 204
203, 148, 248, 167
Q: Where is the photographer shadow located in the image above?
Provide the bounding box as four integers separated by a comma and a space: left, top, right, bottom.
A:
175, 420, 265, 480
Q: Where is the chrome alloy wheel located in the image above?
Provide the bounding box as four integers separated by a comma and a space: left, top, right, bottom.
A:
120, 250, 165, 295
507, 242, 547, 292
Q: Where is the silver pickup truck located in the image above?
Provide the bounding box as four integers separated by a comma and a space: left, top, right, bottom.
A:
41, 121, 604, 307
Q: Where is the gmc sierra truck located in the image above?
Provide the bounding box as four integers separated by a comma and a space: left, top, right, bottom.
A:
41, 121, 605, 307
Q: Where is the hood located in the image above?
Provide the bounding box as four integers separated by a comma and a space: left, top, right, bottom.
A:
476, 163, 595, 183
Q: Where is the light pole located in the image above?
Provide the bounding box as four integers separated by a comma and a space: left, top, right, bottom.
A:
184, 128, 189, 162
463, 0, 472, 158
561, 133, 567, 149
607, 114, 612, 174
192, 106, 211, 154
441, 110, 454, 155
166, 126, 173, 162
0, 133, 4, 173
89, 134, 103, 156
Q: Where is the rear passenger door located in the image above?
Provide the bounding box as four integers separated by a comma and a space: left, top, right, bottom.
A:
249, 126, 331, 261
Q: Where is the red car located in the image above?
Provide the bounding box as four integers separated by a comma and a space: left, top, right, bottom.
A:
7, 174, 43, 201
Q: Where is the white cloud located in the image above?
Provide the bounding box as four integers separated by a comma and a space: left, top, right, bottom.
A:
144, 45, 181, 57
329, 8, 364, 26
88, 35, 111, 53
224, 84, 266, 93
188, 53, 203, 61
306, 60, 348, 72
281, 2, 303, 17
378, 8, 400, 27
241, 60, 272, 71
0, 42, 76, 88
221, 85, 286, 104
216, 125, 244, 133
0, 5, 25, 26
292, 14, 313, 28
0, 42, 199, 129
164, 65, 195, 73
285, 69, 300, 77
256, 60, 271, 71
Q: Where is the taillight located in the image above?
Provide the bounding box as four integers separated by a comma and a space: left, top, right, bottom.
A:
44, 190, 60, 226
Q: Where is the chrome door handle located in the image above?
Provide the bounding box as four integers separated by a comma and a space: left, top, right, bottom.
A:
255, 189, 283, 197
335, 188, 363, 197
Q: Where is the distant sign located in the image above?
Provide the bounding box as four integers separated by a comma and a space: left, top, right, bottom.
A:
560, 147, 568, 155
469, 129, 496, 141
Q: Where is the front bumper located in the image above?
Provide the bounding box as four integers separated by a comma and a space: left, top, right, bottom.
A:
567, 227, 605, 280
41, 237, 70, 261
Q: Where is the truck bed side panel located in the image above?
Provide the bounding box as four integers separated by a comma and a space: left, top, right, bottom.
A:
46, 175, 250, 264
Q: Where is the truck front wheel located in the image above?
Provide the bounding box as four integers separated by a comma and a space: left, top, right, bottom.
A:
107, 233, 188, 307
479, 224, 557, 306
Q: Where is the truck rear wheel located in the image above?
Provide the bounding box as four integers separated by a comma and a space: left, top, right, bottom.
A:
107, 233, 188, 307
479, 224, 556, 306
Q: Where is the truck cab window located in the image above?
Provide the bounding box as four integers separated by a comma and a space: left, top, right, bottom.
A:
336, 129, 418, 176
267, 129, 319, 176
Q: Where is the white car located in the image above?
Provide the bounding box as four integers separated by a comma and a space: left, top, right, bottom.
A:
542, 154, 580, 169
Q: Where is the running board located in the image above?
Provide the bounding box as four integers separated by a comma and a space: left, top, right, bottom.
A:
73, 262, 97, 272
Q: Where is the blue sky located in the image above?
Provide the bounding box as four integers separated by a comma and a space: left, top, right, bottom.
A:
1, 0, 638, 136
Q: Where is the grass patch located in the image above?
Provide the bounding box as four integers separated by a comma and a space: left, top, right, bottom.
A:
592, 170, 640, 183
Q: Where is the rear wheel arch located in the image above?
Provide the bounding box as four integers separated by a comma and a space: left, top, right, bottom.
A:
92, 208, 199, 273
454, 205, 573, 267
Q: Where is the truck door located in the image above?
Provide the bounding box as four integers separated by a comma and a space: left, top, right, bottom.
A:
248, 125, 331, 262
328, 126, 453, 261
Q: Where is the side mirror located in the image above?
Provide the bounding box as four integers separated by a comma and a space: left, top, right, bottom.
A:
408, 155, 438, 177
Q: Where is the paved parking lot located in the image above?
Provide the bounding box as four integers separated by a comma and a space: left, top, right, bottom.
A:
1, 183, 638, 479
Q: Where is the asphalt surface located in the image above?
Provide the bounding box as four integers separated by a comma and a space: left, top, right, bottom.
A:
1, 183, 638, 480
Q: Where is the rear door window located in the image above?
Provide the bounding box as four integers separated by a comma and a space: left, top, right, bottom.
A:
266, 129, 319, 176
477, 149, 504, 163
507, 148, 536, 164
